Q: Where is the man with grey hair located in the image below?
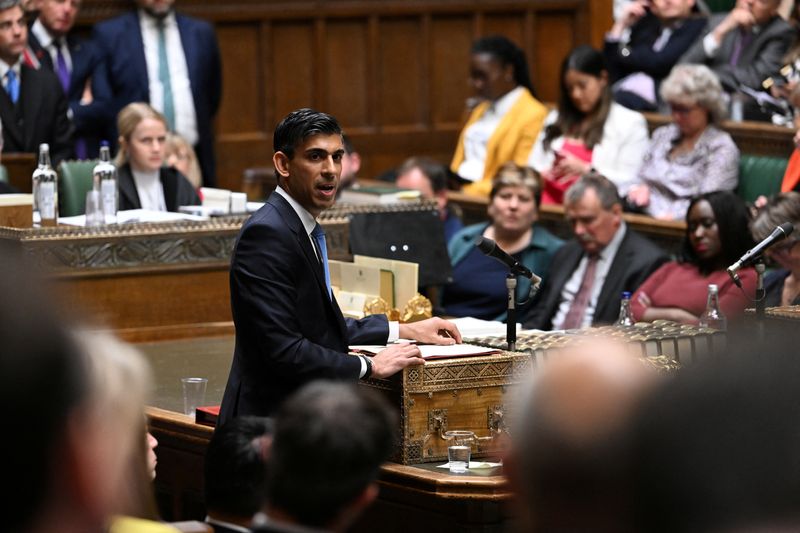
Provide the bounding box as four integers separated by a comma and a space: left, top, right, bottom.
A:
679, 0, 793, 93
522, 173, 667, 330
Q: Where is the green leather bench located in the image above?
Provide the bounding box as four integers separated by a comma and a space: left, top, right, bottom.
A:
58, 160, 98, 216
736, 154, 788, 204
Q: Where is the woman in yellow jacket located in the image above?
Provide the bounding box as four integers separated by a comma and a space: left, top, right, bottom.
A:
451, 35, 548, 197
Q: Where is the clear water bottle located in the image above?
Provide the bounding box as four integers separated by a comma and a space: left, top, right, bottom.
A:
616, 291, 636, 326
32, 143, 58, 227
93, 142, 117, 224
699, 284, 727, 331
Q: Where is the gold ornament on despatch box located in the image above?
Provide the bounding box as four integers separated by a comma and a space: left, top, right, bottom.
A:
363, 297, 391, 317
363, 294, 432, 322
401, 293, 432, 323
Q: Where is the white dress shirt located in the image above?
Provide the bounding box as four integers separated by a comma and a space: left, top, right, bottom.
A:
132, 168, 167, 211
458, 86, 525, 182
552, 221, 628, 329
30, 19, 72, 73
139, 9, 198, 145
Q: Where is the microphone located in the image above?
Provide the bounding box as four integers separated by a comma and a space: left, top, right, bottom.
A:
727, 222, 794, 286
476, 237, 542, 288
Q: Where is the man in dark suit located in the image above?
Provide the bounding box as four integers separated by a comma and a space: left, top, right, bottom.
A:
219, 108, 461, 422
522, 173, 668, 331
0, 0, 72, 164
91, 0, 221, 185
679, 0, 794, 93
27, 0, 110, 158
605, 0, 707, 110
255, 382, 396, 533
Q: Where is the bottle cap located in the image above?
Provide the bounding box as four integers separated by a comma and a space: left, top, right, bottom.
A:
39, 143, 49, 152
100, 140, 109, 148
621, 291, 631, 299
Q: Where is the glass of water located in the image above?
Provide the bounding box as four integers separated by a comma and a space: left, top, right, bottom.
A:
445, 430, 475, 474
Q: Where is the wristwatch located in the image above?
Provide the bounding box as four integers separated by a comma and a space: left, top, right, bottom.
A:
361, 355, 374, 380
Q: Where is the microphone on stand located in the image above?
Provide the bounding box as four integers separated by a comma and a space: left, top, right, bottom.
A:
727, 222, 794, 287
476, 237, 542, 289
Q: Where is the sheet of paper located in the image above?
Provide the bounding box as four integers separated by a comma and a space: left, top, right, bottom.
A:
449, 317, 522, 339
349, 342, 500, 359
59, 209, 208, 227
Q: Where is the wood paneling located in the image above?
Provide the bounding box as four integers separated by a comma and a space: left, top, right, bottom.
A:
74, 1, 592, 190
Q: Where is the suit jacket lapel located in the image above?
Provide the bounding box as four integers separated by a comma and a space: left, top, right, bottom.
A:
20, 66, 41, 151
268, 193, 336, 306
128, 14, 149, 91
0, 83, 22, 149
118, 165, 142, 209
596, 231, 631, 319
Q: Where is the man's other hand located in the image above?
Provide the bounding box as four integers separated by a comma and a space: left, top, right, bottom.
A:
399, 317, 463, 345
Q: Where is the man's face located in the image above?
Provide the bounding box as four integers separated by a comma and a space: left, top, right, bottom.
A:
652, 0, 695, 20
0, 6, 27, 66
39, 0, 81, 37
564, 188, 622, 255
136, 0, 174, 17
743, 0, 779, 25
274, 133, 343, 217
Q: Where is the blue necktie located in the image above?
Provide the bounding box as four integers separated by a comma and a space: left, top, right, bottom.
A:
5, 69, 18, 104
157, 20, 175, 130
311, 223, 332, 300
55, 43, 70, 93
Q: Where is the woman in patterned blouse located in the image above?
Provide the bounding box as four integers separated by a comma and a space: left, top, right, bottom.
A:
626, 64, 740, 220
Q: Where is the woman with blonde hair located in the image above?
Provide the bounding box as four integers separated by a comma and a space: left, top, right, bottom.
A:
165, 132, 203, 190
442, 162, 563, 320
75, 330, 179, 533
115, 102, 200, 212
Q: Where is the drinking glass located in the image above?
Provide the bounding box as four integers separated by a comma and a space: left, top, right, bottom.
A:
445, 430, 475, 473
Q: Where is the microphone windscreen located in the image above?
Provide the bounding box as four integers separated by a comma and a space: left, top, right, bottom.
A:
780, 222, 794, 237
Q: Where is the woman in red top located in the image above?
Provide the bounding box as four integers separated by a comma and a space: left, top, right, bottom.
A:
631, 190, 757, 324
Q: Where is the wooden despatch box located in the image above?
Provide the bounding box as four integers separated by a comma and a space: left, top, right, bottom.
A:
362, 350, 532, 465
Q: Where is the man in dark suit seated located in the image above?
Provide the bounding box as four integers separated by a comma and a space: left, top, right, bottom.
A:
679, 0, 794, 95
522, 173, 668, 330
605, 0, 707, 111
205, 417, 273, 533
255, 381, 396, 533
91, 0, 222, 185
219, 108, 461, 422
27, 0, 110, 158
0, 0, 72, 164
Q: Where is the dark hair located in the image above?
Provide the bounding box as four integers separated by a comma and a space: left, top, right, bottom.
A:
0, 0, 21, 10
273, 108, 342, 159
396, 156, 448, 193
471, 35, 533, 93
544, 45, 612, 151
564, 172, 621, 210
681, 191, 754, 274
205, 416, 274, 519
342, 133, 355, 155
0, 244, 87, 531
267, 381, 397, 528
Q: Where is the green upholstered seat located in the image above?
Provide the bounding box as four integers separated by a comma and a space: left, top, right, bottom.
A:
58, 160, 98, 216
737, 154, 788, 204
702, 0, 735, 12
0, 164, 8, 183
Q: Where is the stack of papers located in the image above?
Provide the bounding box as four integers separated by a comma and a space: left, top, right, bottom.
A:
59, 209, 208, 227
350, 342, 500, 360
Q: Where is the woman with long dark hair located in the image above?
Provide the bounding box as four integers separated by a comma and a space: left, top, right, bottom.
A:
631, 191, 756, 324
528, 45, 649, 204
451, 35, 548, 197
